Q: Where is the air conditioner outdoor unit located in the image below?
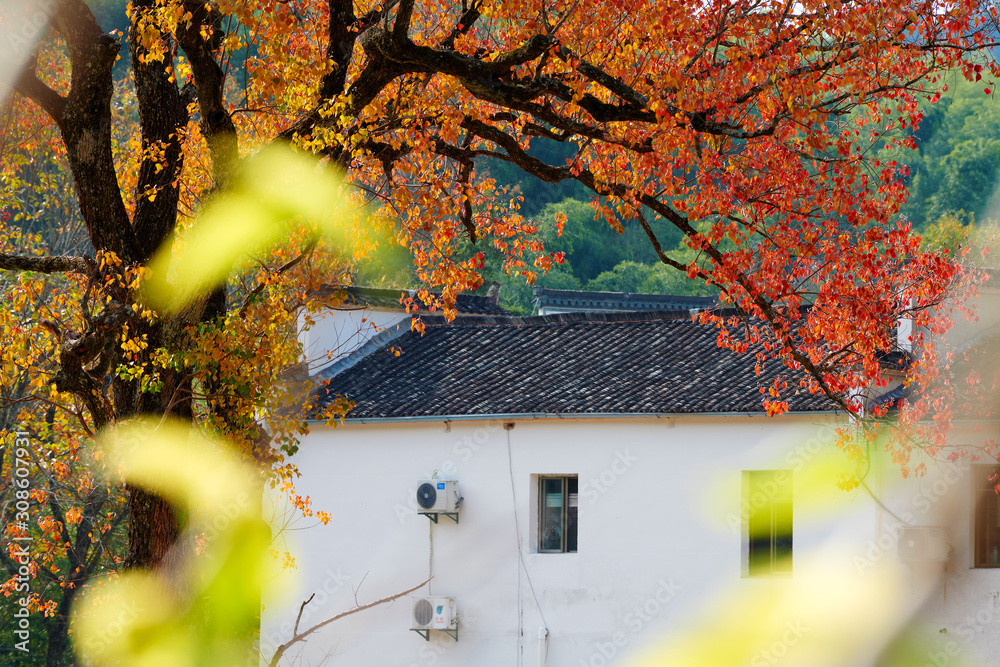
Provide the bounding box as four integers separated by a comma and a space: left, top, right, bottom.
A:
416, 480, 460, 515
898, 526, 949, 562
411, 597, 457, 640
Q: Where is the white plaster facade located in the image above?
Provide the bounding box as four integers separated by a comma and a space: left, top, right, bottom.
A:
262, 412, 897, 667
871, 422, 1000, 667
262, 413, 1000, 667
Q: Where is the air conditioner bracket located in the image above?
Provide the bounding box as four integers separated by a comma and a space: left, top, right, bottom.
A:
419, 511, 459, 524
410, 628, 459, 642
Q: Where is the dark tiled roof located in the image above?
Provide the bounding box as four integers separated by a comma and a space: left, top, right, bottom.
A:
872, 383, 911, 413
532, 287, 716, 313
319, 310, 837, 419
318, 285, 507, 316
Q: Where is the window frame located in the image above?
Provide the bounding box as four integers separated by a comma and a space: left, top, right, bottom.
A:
537, 475, 578, 554
973, 464, 1000, 568
742, 469, 793, 577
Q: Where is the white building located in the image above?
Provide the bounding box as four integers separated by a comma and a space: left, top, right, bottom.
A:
298, 285, 506, 376
263, 288, 1000, 667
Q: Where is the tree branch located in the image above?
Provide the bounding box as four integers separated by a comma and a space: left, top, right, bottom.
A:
392, 0, 416, 41
267, 578, 431, 667
0, 253, 94, 275
129, 0, 190, 260
291, 593, 315, 638
13, 66, 67, 124
238, 240, 318, 318
48, 0, 137, 261
321, 0, 360, 99
177, 1, 239, 189
440, 1, 482, 50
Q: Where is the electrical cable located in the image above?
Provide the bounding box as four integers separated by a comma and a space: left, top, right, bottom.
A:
506, 424, 548, 666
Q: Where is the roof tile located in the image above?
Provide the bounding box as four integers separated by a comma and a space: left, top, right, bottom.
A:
319, 311, 837, 419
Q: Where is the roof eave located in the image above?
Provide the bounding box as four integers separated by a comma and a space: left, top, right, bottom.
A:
309, 409, 844, 425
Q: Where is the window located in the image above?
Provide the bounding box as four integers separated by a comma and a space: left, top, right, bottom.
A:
539, 476, 578, 553
743, 470, 792, 576
974, 464, 1000, 567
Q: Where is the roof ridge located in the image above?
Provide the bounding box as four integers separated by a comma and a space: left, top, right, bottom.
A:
417, 308, 737, 327
315, 284, 507, 315
532, 286, 718, 303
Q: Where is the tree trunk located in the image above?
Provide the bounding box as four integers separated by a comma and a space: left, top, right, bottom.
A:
44, 589, 75, 667
124, 487, 180, 570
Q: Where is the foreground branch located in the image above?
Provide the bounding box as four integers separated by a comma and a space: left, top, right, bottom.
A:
267, 577, 431, 667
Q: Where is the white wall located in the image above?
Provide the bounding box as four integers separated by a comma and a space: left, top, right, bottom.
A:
867, 421, 1000, 667
298, 307, 408, 375
939, 286, 1000, 352
262, 413, 909, 667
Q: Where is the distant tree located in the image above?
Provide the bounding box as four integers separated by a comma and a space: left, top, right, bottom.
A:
586, 260, 715, 296
536, 198, 680, 282
920, 212, 977, 256
482, 142, 591, 218
586, 260, 656, 293
926, 139, 1000, 223
920, 211, 1000, 268
892, 77, 1000, 228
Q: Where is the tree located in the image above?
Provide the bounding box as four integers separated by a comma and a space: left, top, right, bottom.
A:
892, 75, 1000, 227
586, 259, 715, 296
0, 91, 130, 666
534, 197, 680, 282
1, 0, 999, 627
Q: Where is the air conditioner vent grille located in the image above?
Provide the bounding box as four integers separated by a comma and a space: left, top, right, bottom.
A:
414, 598, 433, 626
417, 483, 437, 510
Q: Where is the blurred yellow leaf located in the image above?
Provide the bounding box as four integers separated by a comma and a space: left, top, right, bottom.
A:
144, 144, 352, 312
71, 419, 269, 666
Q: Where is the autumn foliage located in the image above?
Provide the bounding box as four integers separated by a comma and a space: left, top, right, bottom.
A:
1, 0, 1000, 660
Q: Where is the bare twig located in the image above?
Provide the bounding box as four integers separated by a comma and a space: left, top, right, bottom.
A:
292, 593, 315, 637
267, 577, 431, 667
352, 571, 370, 607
